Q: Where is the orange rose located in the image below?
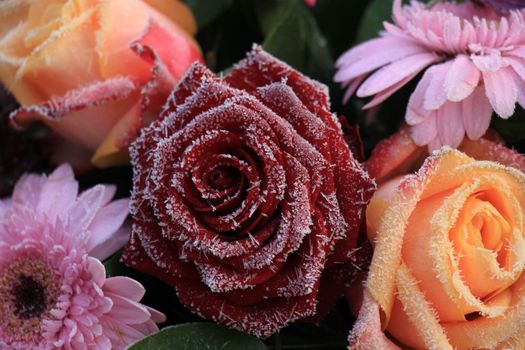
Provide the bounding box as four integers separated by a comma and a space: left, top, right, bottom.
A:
349, 130, 525, 349
0, 0, 202, 167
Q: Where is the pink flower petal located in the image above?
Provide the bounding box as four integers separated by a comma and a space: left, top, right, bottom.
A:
406, 69, 434, 125
411, 113, 437, 146
436, 101, 465, 148
471, 52, 507, 72
444, 54, 480, 102
334, 39, 427, 83
357, 53, 439, 97
513, 71, 525, 109
508, 46, 525, 61
145, 307, 166, 324
483, 67, 517, 118
69, 185, 107, 233
104, 277, 146, 301
11, 173, 45, 208
87, 257, 107, 286
507, 56, 525, 80
85, 198, 130, 259
423, 61, 453, 111
89, 226, 130, 262
461, 86, 493, 140
105, 293, 151, 325
343, 74, 366, 103
36, 164, 78, 219
362, 70, 419, 109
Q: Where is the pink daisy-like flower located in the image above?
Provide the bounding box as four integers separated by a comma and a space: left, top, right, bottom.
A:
335, 0, 525, 150
0, 165, 165, 349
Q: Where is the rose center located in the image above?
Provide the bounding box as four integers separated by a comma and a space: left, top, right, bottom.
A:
468, 197, 511, 266
208, 166, 240, 190
11, 275, 46, 319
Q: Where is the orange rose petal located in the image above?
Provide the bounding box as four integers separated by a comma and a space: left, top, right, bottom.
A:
387, 298, 427, 349
61, 0, 100, 19
442, 275, 525, 349
0, 0, 32, 37
89, 19, 204, 168
97, 0, 197, 81
365, 176, 403, 243
366, 148, 471, 322
15, 8, 102, 101
452, 183, 522, 299
91, 101, 141, 168
495, 332, 525, 350
23, 0, 63, 48
425, 179, 511, 318
395, 264, 453, 350
0, 25, 45, 105
11, 76, 138, 150
365, 146, 525, 349
97, 0, 155, 81
365, 125, 427, 185
130, 20, 203, 97
348, 290, 401, 350
143, 0, 197, 35
402, 185, 472, 322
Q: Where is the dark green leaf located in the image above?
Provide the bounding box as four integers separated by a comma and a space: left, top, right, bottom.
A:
129, 323, 268, 350
355, 0, 392, 44
257, 0, 307, 70
184, 0, 234, 30
256, 0, 333, 81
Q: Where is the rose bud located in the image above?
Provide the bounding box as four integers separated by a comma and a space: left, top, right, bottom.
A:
349, 128, 525, 349
121, 46, 376, 338
0, 0, 202, 168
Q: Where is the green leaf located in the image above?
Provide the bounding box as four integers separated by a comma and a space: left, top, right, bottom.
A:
257, 0, 307, 70
184, 0, 234, 30
129, 323, 268, 350
354, 0, 392, 44
256, 0, 333, 81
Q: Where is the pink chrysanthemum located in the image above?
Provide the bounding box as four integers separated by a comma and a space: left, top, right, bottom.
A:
335, 0, 525, 150
0, 165, 165, 349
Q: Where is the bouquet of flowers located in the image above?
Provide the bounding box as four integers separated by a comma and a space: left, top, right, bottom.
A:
2, 0, 525, 349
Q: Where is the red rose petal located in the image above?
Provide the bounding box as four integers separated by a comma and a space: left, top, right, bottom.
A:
338, 116, 366, 162
123, 48, 375, 338
225, 45, 331, 115
195, 153, 313, 293
227, 47, 375, 267
174, 278, 319, 339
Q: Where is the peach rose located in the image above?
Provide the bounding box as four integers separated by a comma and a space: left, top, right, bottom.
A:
349, 129, 525, 349
0, 0, 202, 167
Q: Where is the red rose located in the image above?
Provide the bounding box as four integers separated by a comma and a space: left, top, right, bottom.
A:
122, 46, 375, 337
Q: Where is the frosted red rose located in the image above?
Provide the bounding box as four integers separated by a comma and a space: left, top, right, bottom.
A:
122, 46, 375, 337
